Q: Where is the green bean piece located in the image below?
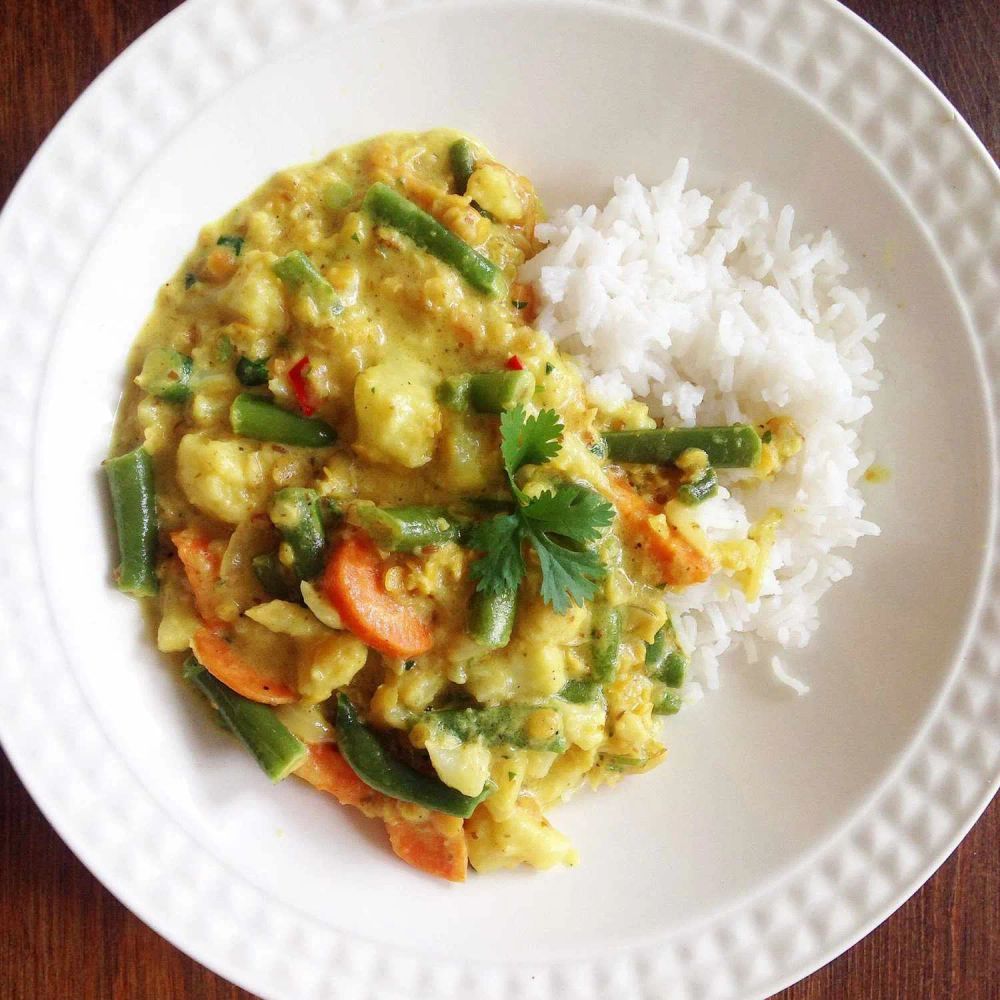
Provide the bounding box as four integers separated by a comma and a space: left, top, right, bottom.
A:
354, 503, 459, 552
251, 553, 301, 602
428, 705, 566, 754
588, 438, 609, 460
462, 496, 518, 514
437, 376, 472, 411
270, 488, 327, 579
603, 425, 762, 468
335, 695, 494, 817
272, 250, 343, 315
644, 624, 669, 670
677, 466, 719, 505
136, 347, 193, 403
216, 234, 244, 256
183, 658, 307, 780
438, 371, 535, 413
230, 394, 336, 447
322, 180, 354, 211
104, 446, 159, 597
657, 652, 687, 688
318, 497, 343, 530
559, 679, 604, 704
645, 624, 687, 687
453, 516, 479, 548
653, 690, 683, 716
362, 183, 506, 297
469, 586, 517, 650
235, 355, 269, 386
468, 371, 535, 412
590, 604, 622, 683
449, 139, 476, 195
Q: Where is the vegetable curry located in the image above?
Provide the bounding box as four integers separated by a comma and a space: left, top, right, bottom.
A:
107, 129, 793, 880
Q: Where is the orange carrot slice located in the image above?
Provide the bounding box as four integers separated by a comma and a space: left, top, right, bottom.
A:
320, 536, 433, 658
171, 529, 225, 627
199, 246, 238, 283
607, 475, 712, 587
191, 628, 298, 705
295, 744, 387, 817
385, 814, 468, 883
297, 746, 468, 881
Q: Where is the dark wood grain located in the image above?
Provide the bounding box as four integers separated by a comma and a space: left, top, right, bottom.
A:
1, 2, 997, 998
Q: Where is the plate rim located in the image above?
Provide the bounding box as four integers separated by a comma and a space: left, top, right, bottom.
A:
0, 0, 997, 997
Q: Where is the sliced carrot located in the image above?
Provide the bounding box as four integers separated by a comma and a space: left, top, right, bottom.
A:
606, 475, 712, 587
295, 744, 387, 818
191, 628, 298, 705
171, 529, 225, 627
400, 172, 444, 212
296, 745, 468, 881
199, 246, 238, 283
320, 536, 433, 658
385, 814, 468, 883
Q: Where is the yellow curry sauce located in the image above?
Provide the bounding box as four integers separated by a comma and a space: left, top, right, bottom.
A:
109, 129, 791, 880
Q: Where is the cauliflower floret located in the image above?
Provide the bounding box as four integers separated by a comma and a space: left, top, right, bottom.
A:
245, 600, 329, 639
529, 745, 598, 807
176, 433, 309, 524
215, 250, 287, 334
297, 633, 368, 703
465, 163, 526, 223
177, 434, 271, 523
423, 728, 491, 797
245, 209, 281, 246
466, 799, 577, 872
559, 700, 607, 751
136, 396, 174, 454
464, 642, 567, 702
353, 360, 440, 468
482, 753, 527, 822
517, 598, 587, 646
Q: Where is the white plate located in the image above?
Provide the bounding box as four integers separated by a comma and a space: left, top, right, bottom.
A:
0, 0, 997, 997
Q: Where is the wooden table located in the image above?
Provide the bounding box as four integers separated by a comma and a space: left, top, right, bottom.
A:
1, 2, 996, 997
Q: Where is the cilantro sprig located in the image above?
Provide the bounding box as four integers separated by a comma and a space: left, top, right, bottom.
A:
468, 405, 614, 613
499, 407, 563, 491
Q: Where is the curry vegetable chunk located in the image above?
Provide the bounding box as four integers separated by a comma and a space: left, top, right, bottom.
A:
107, 129, 785, 881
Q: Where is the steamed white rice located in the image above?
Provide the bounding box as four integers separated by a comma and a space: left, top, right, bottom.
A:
519, 160, 883, 697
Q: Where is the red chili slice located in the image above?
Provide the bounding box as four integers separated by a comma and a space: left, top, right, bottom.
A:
288, 356, 315, 416
505, 355, 524, 371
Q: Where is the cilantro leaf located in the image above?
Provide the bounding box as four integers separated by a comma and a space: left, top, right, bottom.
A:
470, 405, 613, 613
520, 484, 614, 543
500, 405, 563, 480
467, 514, 525, 595
524, 527, 608, 614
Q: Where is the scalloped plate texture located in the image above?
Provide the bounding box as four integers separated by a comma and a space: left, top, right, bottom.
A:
0, 0, 997, 998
